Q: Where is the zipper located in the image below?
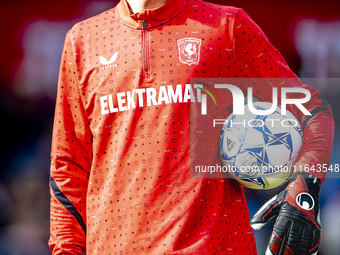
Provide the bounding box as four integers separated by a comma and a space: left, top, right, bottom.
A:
142, 20, 150, 79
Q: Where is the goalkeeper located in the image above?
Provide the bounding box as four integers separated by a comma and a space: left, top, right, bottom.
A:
49, 0, 334, 254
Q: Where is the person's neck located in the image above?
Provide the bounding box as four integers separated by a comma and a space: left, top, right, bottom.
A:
126, 0, 167, 13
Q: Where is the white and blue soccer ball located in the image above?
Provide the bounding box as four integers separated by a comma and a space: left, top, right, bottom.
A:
219, 102, 303, 190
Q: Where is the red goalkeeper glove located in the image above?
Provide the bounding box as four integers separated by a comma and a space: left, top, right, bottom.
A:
250, 172, 321, 255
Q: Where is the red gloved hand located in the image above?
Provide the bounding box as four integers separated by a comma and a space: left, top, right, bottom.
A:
250, 172, 321, 255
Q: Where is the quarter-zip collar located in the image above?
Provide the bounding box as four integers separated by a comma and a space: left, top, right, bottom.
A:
117, 0, 187, 29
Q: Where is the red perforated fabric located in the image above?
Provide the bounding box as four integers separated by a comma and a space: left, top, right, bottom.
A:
49, 0, 333, 254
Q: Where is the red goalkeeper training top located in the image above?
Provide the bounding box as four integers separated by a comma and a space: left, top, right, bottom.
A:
49, 0, 334, 254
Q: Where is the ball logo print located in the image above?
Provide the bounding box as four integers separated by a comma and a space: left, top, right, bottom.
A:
296, 192, 315, 210
226, 137, 236, 152
177, 38, 201, 65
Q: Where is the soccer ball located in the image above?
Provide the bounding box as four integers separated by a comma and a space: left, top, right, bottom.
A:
219, 102, 303, 190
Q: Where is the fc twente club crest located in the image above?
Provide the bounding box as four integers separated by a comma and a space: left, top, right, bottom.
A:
177, 38, 201, 66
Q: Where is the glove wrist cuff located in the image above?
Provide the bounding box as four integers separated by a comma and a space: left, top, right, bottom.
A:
291, 172, 321, 196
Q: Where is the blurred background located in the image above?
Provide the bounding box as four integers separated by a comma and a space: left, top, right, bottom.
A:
0, 0, 339, 254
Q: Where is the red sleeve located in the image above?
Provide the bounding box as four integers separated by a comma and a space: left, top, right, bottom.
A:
49, 32, 92, 254
232, 8, 334, 181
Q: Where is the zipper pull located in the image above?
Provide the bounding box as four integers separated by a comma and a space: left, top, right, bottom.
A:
142, 20, 146, 29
